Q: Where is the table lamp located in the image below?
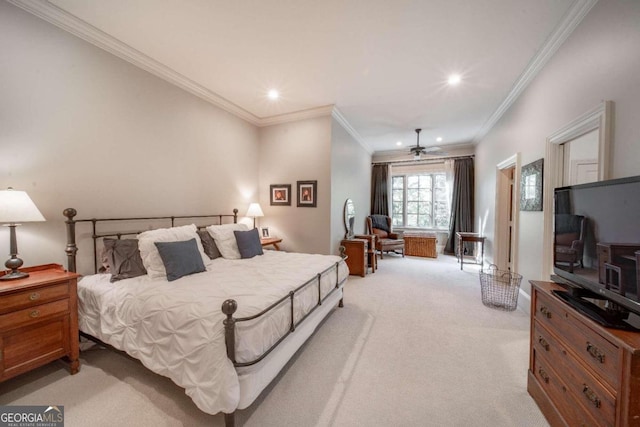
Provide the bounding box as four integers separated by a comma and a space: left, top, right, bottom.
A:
246, 203, 264, 229
0, 188, 46, 280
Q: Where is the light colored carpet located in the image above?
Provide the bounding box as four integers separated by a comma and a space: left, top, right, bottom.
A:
0, 255, 549, 426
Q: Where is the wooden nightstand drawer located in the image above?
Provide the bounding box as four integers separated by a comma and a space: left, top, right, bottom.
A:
1, 318, 69, 380
0, 283, 69, 314
0, 299, 69, 331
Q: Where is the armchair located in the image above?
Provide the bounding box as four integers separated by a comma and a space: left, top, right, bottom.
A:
366, 215, 405, 259
554, 214, 587, 273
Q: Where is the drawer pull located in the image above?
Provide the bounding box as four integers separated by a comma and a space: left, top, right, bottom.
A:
29, 292, 40, 301
538, 367, 550, 383
582, 385, 601, 408
538, 336, 550, 351
586, 342, 605, 363
29, 310, 40, 318
539, 306, 552, 318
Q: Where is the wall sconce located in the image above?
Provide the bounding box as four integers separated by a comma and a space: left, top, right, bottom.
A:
0, 188, 46, 280
245, 203, 264, 229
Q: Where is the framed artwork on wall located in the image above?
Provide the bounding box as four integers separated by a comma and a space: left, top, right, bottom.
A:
297, 181, 317, 208
270, 184, 291, 206
520, 159, 544, 211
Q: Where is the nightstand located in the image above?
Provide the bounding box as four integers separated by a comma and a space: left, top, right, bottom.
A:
261, 237, 283, 250
0, 264, 80, 382
341, 238, 368, 277
354, 234, 377, 273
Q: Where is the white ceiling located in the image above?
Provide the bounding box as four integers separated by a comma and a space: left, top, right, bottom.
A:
15, 0, 591, 154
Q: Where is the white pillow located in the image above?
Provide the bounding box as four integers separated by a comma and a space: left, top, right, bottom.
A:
206, 223, 249, 259
137, 224, 212, 279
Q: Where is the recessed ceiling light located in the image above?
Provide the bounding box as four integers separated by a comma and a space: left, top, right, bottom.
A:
396, 141, 402, 146
268, 89, 279, 100
447, 74, 461, 86
436, 137, 443, 142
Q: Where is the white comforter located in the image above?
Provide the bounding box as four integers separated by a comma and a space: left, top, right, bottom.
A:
77, 250, 348, 415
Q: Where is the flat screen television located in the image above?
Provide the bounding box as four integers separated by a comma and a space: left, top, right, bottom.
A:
552, 175, 640, 330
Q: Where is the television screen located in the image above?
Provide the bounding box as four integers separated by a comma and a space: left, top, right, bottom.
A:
553, 175, 640, 323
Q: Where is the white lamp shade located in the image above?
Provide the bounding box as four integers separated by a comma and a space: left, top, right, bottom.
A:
0, 188, 46, 223
246, 203, 264, 218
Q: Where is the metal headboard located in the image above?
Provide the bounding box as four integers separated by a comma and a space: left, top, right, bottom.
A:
63, 208, 239, 274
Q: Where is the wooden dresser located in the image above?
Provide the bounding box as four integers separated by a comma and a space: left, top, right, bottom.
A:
528, 281, 640, 426
0, 264, 80, 382
341, 238, 367, 277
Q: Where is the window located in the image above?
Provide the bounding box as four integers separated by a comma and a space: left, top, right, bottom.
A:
392, 173, 449, 229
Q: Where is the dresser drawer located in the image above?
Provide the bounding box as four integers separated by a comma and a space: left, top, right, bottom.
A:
532, 350, 599, 427
0, 282, 70, 314
534, 290, 619, 389
0, 299, 69, 331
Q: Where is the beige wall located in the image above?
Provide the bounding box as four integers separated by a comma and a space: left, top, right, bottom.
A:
330, 118, 372, 254
258, 116, 333, 254
475, 0, 640, 295
0, 2, 259, 272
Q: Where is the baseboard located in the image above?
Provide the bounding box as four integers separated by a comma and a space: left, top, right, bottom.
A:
518, 288, 531, 314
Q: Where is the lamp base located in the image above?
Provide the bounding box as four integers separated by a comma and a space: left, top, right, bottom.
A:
0, 269, 29, 280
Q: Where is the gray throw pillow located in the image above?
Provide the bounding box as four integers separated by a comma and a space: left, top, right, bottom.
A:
234, 228, 264, 259
103, 238, 147, 282
197, 229, 222, 259
154, 238, 206, 281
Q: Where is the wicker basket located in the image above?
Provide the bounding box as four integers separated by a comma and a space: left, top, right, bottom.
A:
479, 265, 523, 311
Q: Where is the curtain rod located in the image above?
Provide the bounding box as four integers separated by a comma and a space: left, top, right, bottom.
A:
371, 154, 474, 166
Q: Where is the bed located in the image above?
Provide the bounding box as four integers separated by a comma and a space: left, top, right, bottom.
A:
62, 208, 348, 426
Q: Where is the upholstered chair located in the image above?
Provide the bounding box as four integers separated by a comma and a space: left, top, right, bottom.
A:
366, 215, 405, 259
554, 214, 587, 273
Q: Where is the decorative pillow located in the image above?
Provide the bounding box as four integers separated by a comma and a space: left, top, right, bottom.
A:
197, 229, 222, 260
234, 228, 264, 259
137, 224, 211, 279
206, 223, 249, 259
103, 238, 147, 282
154, 238, 206, 281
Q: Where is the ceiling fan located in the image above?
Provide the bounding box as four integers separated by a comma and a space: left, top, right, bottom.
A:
408, 128, 445, 159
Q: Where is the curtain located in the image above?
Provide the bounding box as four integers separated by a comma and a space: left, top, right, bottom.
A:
370, 163, 390, 215
445, 157, 474, 255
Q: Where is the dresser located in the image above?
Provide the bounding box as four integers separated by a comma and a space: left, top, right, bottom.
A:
0, 264, 80, 382
341, 238, 367, 277
528, 281, 640, 426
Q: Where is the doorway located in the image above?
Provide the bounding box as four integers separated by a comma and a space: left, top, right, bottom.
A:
495, 154, 521, 272
541, 101, 612, 278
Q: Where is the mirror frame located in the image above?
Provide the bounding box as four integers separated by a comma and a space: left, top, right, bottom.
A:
343, 199, 355, 239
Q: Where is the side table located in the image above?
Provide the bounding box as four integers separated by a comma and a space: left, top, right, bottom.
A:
455, 232, 485, 270
261, 237, 282, 250
354, 234, 377, 273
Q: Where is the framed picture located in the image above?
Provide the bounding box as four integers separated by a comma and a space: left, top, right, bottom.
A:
297, 180, 317, 207
270, 184, 291, 206
520, 159, 544, 211
261, 227, 270, 238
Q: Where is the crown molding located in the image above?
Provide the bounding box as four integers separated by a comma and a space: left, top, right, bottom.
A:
330, 107, 372, 154
257, 105, 335, 127
472, 0, 599, 143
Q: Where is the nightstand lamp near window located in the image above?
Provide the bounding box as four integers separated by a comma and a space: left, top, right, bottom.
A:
0, 187, 45, 280
246, 202, 264, 229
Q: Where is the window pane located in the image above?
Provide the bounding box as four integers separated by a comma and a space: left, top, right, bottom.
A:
391, 172, 451, 230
